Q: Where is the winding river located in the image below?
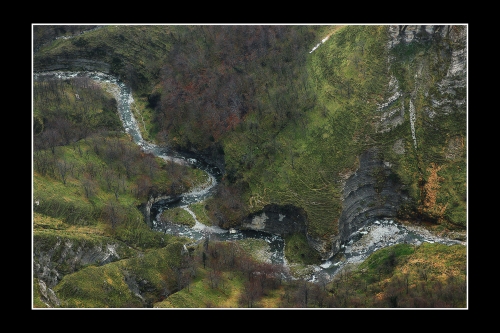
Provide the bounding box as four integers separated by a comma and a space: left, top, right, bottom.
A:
33, 70, 466, 282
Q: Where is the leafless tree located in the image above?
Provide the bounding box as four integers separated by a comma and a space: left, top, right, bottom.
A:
102, 200, 122, 229
33, 150, 55, 176
81, 174, 97, 198
240, 279, 261, 308
56, 159, 71, 184
143, 153, 158, 178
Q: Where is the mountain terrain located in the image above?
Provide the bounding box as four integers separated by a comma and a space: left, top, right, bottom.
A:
32, 24, 467, 308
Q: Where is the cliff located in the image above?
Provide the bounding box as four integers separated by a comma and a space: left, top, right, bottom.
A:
241, 25, 466, 259
33, 234, 135, 306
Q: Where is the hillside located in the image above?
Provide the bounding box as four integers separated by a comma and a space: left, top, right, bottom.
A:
32, 24, 467, 308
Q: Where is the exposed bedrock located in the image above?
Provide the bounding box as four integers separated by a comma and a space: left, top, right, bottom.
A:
142, 194, 181, 228
239, 149, 409, 260
33, 238, 124, 289
33, 56, 111, 73
329, 148, 409, 258
387, 25, 460, 47
240, 204, 307, 236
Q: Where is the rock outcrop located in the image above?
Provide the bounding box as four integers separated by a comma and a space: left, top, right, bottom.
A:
142, 194, 180, 228
33, 235, 134, 307
332, 148, 409, 257
34, 57, 111, 73
241, 204, 307, 236
314, 25, 467, 259
388, 25, 457, 47
33, 237, 130, 289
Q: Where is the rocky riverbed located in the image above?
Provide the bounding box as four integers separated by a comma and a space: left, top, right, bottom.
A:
305, 218, 466, 282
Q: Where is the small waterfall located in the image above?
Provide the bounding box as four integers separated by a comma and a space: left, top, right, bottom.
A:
409, 99, 418, 149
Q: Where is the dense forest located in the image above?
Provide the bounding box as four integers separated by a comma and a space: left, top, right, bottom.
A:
32, 24, 467, 308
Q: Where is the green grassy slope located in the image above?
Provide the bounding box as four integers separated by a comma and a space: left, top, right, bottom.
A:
33, 74, 214, 307
222, 26, 389, 242
223, 25, 466, 243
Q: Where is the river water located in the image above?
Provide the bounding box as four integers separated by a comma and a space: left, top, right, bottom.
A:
33, 70, 466, 282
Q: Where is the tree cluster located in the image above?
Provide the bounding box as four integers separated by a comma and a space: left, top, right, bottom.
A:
193, 239, 290, 308
34, 76, 121, 153
154, 25, 317, 150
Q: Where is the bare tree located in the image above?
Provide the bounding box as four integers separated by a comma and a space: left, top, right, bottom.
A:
208, 268, 223, 289
33, 150, 54, 176
240, 279, 261, 308
44, 128, 61, 154
56, 159, 71, 184
81, 174, 97, 199
120, 144, 139, 179
143, 153, 158, 178
102, 200, 122, 229
103, 169, 118, 191
54, 117, 74, 145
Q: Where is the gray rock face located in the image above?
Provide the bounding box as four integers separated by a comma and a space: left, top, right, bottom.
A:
333, 148, 408, 255
387, 25, 456, 47
307, 233, 337, 260
37, 279, 61, 307
33, 238, 124, 288
321, 26, 466, 259
142, 194, 179, 228
241, 204, 307, 236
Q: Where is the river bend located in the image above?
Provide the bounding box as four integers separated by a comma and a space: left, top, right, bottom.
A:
33, 70, 466, 281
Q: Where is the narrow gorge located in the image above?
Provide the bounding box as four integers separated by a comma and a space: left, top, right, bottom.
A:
33, 24, 467, 308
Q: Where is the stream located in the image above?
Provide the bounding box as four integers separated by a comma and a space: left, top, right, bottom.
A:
33, 70, 466, 282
